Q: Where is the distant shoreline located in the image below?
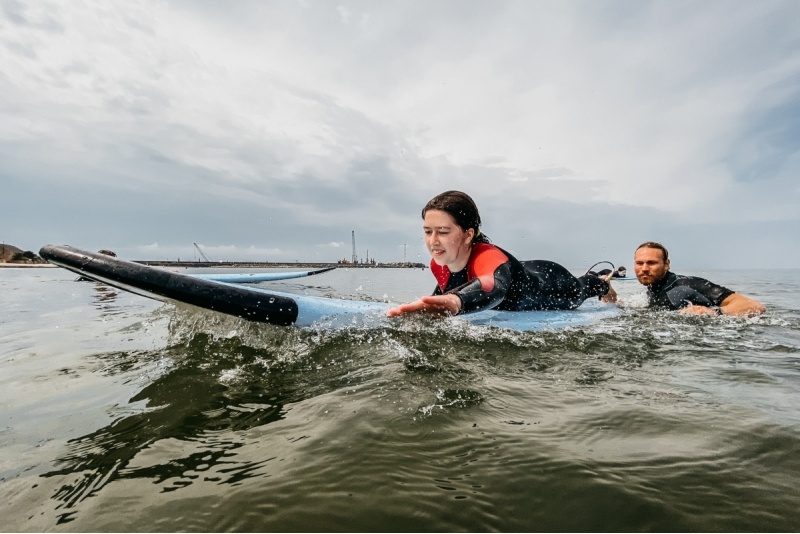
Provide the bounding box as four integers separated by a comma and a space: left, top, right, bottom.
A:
0, 259, 425, 269
0, 263, 56, 268
138, 261, 426, 269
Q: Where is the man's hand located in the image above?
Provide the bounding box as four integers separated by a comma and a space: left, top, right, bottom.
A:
678, 305, 721, 316
718, 293, 766, 317
678, 294, 767, 317
387, 294, 462, 317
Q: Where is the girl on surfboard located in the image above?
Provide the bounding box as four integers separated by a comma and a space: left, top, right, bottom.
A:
387, 190, 616, 317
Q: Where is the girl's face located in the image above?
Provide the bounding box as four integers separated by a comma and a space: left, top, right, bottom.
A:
423, 209, 474, 271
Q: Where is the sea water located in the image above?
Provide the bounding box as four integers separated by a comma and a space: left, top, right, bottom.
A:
1, 266, 799, 531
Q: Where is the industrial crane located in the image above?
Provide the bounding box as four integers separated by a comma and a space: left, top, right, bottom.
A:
193, 242, 211, 262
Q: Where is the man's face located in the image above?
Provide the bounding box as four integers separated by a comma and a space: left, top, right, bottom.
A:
634, 247, 670, 286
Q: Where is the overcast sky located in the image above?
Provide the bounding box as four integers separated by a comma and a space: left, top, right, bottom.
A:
2, 0, 798, 269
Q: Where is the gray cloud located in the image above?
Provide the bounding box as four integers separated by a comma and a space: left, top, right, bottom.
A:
1, 0, 798, 268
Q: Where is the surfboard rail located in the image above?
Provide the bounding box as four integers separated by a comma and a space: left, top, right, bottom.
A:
191, 268, 336, 284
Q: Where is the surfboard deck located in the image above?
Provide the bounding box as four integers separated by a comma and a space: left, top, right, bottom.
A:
40, 245, 618, 331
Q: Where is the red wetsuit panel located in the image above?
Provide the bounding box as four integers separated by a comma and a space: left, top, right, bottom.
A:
430, 261, 450, 292
468, 243, 509, 291
430, 243, 509, 292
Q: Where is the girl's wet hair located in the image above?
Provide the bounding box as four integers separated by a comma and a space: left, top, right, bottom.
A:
422, 190, 491, 244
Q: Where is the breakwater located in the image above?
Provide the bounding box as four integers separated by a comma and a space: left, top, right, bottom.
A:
137, 261, 426, 269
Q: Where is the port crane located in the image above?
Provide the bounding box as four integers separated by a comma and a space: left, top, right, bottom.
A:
193, 243, 211, 262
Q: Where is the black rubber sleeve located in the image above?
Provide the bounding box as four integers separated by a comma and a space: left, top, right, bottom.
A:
448, 262, 513, 314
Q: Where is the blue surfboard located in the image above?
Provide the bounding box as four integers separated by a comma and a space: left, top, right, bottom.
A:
190, 268, 335, 284
40, 245, 618, 331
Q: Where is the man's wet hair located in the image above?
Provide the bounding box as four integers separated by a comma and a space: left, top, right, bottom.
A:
636, 241, 669, 262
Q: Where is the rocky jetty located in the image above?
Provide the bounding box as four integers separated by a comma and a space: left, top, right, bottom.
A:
0, 244, 48, 265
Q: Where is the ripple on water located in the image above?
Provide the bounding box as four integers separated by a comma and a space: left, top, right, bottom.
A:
5, 268, 800, 531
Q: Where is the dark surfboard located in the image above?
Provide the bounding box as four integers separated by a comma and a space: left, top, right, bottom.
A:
41, 245, 300, 325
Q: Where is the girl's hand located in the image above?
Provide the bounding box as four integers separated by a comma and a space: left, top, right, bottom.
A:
386, 294, 462, 317
601, 284, 618, 303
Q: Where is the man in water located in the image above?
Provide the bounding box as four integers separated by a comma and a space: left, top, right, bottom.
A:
634, 242, 765, 317
594, 266, 628, 279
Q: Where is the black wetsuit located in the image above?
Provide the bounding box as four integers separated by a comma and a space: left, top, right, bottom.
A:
431, 244, 610, 313
596, 268, 626, 279
647, 271, 734, 310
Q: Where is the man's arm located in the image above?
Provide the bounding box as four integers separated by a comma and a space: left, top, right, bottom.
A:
680, 293, 766, 317
718, 293, 766, 316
